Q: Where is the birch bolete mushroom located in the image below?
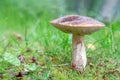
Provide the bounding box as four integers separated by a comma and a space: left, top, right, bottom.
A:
50, 15, 105, 72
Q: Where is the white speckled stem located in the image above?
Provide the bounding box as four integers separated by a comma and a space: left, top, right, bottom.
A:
71, 34, 87, 72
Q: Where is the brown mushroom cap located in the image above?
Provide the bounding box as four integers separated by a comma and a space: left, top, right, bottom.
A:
50, 15, 105, 35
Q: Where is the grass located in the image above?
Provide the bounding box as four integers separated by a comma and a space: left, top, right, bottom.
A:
0, 1, 120, 80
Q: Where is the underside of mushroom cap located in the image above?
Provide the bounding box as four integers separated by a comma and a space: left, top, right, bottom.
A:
50, 15, 105, 35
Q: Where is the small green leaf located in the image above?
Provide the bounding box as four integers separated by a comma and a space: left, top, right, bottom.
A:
24, 63, 37, 71
43, 71, 50, 80
3, 53, 20, 66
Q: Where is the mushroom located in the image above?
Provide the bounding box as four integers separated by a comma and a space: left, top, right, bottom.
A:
50, 15, 105, 72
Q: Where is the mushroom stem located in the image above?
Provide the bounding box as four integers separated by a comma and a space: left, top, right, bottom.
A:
71, 34, 87, 72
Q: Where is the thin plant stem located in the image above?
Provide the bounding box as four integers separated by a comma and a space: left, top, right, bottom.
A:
25, 26, 28, 47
